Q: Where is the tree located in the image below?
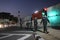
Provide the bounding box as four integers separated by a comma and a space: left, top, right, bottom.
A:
0, 12, 18, 24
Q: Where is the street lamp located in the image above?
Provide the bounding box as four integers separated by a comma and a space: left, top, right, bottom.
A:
18, 11, 20, 27
18, 11, 22, 29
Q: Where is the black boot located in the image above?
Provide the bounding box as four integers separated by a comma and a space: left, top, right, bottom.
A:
45, 31, 49, 34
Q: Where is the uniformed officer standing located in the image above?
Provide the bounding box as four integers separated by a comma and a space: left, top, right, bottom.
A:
40, 15, 50, 34
34, 17, 38, 31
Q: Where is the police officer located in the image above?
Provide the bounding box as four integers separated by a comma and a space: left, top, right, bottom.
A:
40, 15, 50, 34
34, 17, 38, 31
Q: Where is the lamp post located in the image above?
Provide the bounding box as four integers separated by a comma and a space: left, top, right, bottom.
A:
18, 11, 20, 27
18, 11, 22, 29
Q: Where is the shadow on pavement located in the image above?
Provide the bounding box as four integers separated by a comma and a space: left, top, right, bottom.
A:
48, 34, 60, 40
37, 30, 43, 33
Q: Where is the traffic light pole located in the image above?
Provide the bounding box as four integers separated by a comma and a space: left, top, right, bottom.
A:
18, 11, 20, 27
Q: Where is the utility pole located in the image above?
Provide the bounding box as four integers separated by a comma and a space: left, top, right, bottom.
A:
18, 11, 20, 27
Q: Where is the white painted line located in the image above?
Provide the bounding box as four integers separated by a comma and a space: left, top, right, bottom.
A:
0, 33, 34, 40
10, 34, 32, 35
0, 34, 12, 39
13, 31, 33, 32
17, 34, 32, 40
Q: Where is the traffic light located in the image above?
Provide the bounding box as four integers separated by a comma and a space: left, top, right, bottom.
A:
42, 8, 47, 16
44, 8, 47, 11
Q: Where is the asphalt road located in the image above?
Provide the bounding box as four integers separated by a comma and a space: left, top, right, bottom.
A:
0, 31, 35, 40
0, 30, 45, 40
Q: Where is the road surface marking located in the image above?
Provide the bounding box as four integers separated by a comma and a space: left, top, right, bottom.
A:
13, 31, 33, 32
0, 34, 12, 39
17, 34, 32, 40
0, 33, 33, 40
0, 33, 45, 40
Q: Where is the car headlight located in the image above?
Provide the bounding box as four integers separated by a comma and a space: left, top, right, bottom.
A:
0, 24, 3, 28
4, 25, 8, 27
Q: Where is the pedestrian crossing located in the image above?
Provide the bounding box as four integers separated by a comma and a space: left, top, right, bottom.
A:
0, 31, 45, 40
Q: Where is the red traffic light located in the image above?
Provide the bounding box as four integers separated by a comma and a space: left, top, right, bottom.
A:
44, 8, 47, 11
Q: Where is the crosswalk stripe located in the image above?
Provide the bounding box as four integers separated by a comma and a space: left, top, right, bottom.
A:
13, 31, 33, 32
17, 34, 32, 40
0, 34, 12, 39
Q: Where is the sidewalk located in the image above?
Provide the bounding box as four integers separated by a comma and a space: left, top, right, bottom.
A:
36, 27, 60, 40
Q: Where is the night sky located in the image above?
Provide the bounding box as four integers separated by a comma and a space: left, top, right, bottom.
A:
0, 0, 60, 17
